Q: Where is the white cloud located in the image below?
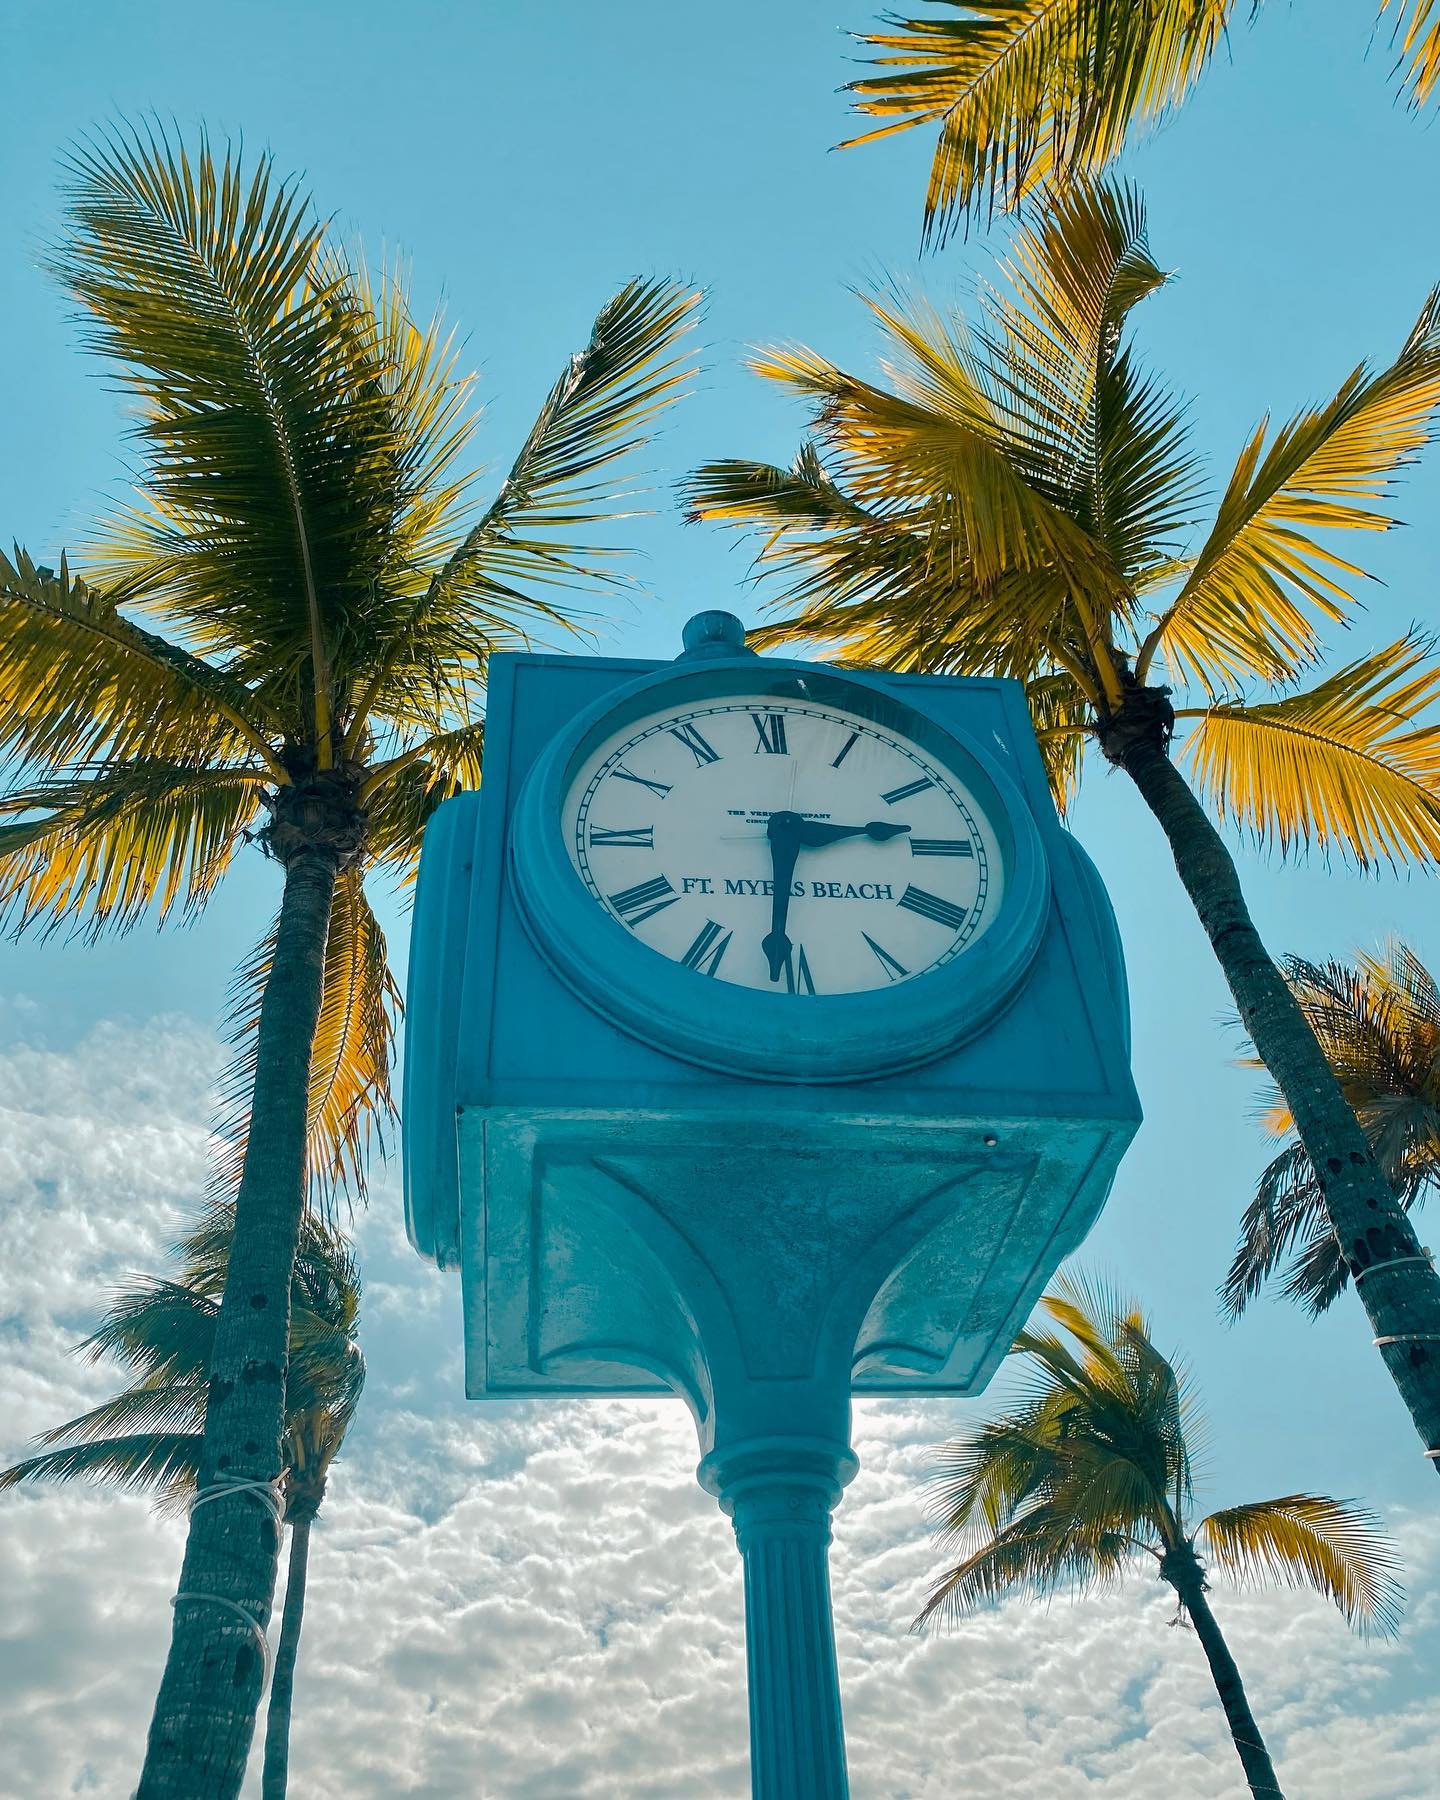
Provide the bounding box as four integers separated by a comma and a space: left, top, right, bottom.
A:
1, 1018, 1437, 1798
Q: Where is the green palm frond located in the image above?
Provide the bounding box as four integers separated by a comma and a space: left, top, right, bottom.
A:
3, 1202, 363, 1512
0, 1432, 202, 1506
1200, 1494, 1404, 1636
1226, 943, 1440, 1314
917, 1502, 1132, 1627
1139, 291, 1440, 690
0, 761, 265, 938
843, 0, 1236, 240
79, 1277, 219, 1386
351, 278, 701, 744
1181, 636, 1440, 867
32, 1380, 210, 1447
56, 126, 427, 754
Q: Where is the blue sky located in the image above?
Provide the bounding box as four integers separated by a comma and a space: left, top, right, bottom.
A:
3, 3, 1440, 1794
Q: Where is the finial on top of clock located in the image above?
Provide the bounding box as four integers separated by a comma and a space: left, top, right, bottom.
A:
678, 610, 755, 660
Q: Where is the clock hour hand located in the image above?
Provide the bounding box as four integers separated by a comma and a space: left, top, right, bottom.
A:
796, 820, 911, 848
761, 810, 802, 983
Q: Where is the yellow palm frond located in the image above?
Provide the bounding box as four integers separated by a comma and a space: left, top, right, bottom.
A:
750, 313, 1118, 607
1181, 636, 1440, 867
844, 0, 1235, 240
361, 722, 485, 884
0, 548, 283, 780
1139, 290, 1440, 690
981, 180, 1199, 587
217, 870, 400, 1201
1382, 0, 1440, 104
1023, 671, 1091, 814
0, 763, 265, 937
1200, 1494, 1403, 1636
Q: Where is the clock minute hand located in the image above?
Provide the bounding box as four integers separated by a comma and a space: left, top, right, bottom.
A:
796, 820, 912, 848
761, 810, 802, 984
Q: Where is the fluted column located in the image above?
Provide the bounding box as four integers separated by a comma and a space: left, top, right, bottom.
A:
699, 1438, 858, 1800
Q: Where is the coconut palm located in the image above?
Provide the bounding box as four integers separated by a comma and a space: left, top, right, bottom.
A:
920, 1275, 1403, 1799
684, 176, 1440, 1472
0, 1204, 363, 1800
0, 126, 698, 1797
841, 0, 1440, 240
1226, 940, 1440, 1318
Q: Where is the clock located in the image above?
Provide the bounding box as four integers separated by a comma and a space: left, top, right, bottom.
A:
509, 620, 1050, 1082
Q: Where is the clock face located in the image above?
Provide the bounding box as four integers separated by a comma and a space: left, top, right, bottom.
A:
560, 694, 1007, 996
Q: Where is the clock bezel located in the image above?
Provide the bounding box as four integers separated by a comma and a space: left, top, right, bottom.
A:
508, 653, 1050, 1083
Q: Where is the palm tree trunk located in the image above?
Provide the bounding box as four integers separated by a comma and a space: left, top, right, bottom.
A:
261, 1514, 313, 1799
1162, 1552, 1284, 1798
138, 848, 340, 1799
1114, 734, 1440, 1470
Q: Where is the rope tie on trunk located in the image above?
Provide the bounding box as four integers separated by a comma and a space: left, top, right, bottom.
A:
189, 1474, 285, 1526
169, 1593, 270, 1681
169, 1478, 284, 1683
1354, 1251, 1434, 1285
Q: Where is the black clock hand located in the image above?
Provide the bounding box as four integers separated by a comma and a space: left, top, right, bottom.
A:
762, 810, 802, 983
795, 820, 911, 849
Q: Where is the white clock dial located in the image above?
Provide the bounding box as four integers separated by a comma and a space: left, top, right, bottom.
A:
560, 695, 1006, 996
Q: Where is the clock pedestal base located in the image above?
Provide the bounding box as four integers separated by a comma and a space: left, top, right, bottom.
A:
700, 1438, 858, 1800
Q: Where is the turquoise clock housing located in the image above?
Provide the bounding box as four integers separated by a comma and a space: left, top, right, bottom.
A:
402, 616, 1140, 1797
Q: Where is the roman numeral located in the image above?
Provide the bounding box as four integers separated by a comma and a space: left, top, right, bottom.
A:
783, 944, 816, 995
862, 933, 909, 983
881, 776, 934, 805
611, 765, 672, 799
590, 825, 654, 849
609, 875, 678, 927
910, 838, 973, 857
898, 885, 967, 932
669, 722, 721, 767
831, 730, 860, 769
679, 919, 732, 975
751, 712, 788, 755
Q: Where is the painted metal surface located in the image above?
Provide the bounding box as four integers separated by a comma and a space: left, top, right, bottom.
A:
402, 617, 1140, 1796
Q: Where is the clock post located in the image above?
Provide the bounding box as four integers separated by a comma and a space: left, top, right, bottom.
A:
404, 613, 1140, 1795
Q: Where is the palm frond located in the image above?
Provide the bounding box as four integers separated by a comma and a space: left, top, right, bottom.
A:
362, 721, 485, 884
1200, 1494, 1404, 1636
216, 870, 399, 1202
353, 278, 700, 742
1382, 0, 1440, 104
916, 1501, 1131, 1628
1140, 290, 1440, 689
1182, 636, 1440, 867
58, 125, 434, 755
844, 0, 1235, 241
0, 761, 264, 937
0, 546, 283, 779
79, 1277, 219, 1386
0, 1432, 202, 1504
1226, 942, 1440, 1315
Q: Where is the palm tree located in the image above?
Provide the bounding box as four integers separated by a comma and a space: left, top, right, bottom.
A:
1226, 940, 1440, 1318
683, 177, 1440, 1473
0, 1204, 363, 1800
0, 125, 699, 1797
920, 1275, 1403, 1799
840, 0, 1440, 241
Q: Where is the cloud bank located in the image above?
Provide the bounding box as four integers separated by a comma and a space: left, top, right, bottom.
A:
1, 1015, 1435, 1798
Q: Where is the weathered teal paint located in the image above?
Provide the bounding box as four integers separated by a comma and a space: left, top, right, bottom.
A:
403, 616, 1139, 1796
